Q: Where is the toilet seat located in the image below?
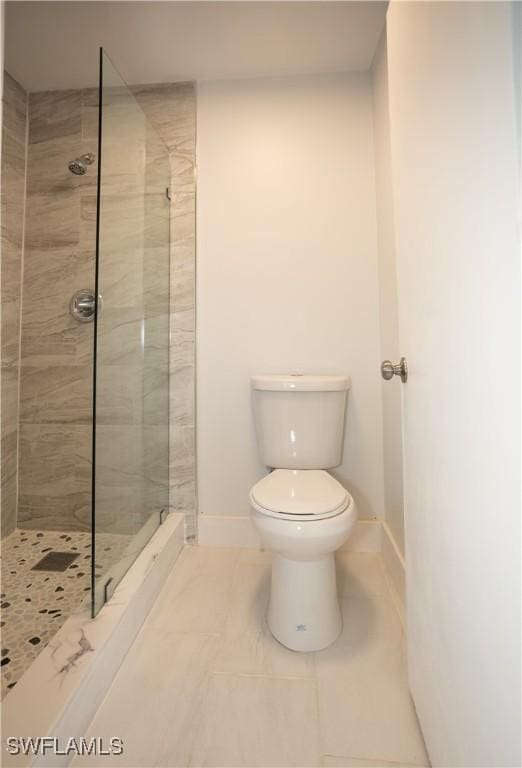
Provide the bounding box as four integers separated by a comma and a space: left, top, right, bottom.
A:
250, 469, 349, 521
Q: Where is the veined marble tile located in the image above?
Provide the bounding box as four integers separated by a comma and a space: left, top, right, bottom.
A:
131, 82, 196, 154
171, 239, 195, 270
26, 136, 81, 194
17, 505, 91, 533
19, 365, 92, 424
28, 89, 81, 144
132, 81, 197, 535
1, 194, 26, 265
144, 192, 171, 248
21, 246, 92, 303
1, 71, 26, 541
95, 306, 167, 368
1, 235, 24, 306
95, 363, 143, 426
169, 259, 195, 312
96, 192, 148, 252
171, 201, 196, 248
1, 299, 22, 365
72, 631, 220, 768
20, 294, 87, 367
170, 480, 196, 520
146, 545, 240, 635
169, 307, 195, 367
80, 88, 98, 142
143, 246, 170, 303
95, 245, 169, 309
2, 72, 27, 138
143, 372, 169, 427
18, 423, 92, 532
94, 464, 167, 531
13, 79, 196, 536
1, 198, 25, 254
25, 189, 80, 249
95, 424, 168, 494
1, 430, 18, 537
169, 424, 196, 516
1, 364, 20, 433
212, 559, 316, 679
2, 129, 27, 189
169, 364, 195, 427
190, 673, 321, 767
315, 597, 429, 766
95, 363, 167, 426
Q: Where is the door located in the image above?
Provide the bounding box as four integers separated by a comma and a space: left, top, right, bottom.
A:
386, 3, 520, 766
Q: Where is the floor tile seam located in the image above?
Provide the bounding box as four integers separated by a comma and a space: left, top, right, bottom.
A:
321, 755, 427, 767
209, 669, 319, 684
137, 625, 223, 641
337, 589, 393, 601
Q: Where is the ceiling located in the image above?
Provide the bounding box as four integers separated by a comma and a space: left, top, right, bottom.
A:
5, 1, 388, 92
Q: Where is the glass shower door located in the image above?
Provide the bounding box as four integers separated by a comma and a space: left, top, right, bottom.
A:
91, 49, 170, 615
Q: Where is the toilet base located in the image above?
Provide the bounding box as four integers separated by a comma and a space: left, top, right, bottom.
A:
267, 552, 342, 652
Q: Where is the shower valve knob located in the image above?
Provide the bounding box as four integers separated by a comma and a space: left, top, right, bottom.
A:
70, 289, 98, 323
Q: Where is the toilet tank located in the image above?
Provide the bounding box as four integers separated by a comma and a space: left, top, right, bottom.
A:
252, 375, 350, 469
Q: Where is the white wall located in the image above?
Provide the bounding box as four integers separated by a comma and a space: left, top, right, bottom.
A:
196, 73, 384, 536
370, 33, 405, 555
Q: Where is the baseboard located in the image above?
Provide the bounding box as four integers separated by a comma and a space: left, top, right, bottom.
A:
197, 514, 382, 552
381, 520, 406, 628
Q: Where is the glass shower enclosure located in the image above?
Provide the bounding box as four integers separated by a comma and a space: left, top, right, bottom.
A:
91, 49, 170, 615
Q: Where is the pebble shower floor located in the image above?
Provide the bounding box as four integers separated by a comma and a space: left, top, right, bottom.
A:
0, 528, 128, 698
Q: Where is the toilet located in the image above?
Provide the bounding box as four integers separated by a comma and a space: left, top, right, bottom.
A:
249, 374, 357, 652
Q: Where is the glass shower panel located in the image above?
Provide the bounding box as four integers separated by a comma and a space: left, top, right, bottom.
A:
92, 49, 170, 616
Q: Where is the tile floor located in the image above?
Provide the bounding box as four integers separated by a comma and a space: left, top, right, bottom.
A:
1, 528, 128, 698
73, 546, 429, 768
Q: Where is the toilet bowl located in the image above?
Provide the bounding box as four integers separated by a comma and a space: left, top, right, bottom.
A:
250, 374, 355, 652
250, 468, 357, 651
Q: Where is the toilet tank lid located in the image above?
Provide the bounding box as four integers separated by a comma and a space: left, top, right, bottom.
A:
251, 374, 351, 392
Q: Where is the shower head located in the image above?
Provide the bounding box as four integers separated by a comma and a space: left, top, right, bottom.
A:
68, 153, 95, 175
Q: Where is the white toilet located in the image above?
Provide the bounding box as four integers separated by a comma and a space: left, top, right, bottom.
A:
249, 374, 357, 652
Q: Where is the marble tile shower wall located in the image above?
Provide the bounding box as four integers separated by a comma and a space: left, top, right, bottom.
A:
131, 83, 197, 538
11, 78, 196, 535
1, 73, 28, 538
18, 87, 96, 531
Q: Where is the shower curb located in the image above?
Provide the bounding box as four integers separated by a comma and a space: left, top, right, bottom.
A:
1, 513, 185, 768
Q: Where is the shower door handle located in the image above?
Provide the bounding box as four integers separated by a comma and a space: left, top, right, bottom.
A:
70, 289, 97, 323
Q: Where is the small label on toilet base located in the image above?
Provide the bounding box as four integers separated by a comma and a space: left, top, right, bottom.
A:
296, 624, 307, 631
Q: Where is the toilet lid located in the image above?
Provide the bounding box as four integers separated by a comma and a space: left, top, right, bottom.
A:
251, 469, 349, 517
